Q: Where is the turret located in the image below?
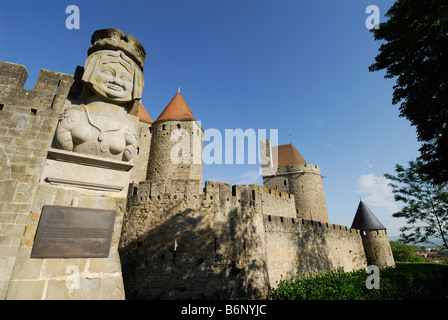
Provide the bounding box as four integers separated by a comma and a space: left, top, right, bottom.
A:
351, 200, 395, 267
146, 91, 203, 191
261, 140, 329, 223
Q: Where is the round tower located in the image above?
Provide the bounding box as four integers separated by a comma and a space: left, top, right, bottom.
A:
146, 91, 203, 190
261, 142, 329, 223
351, 200, 395, 267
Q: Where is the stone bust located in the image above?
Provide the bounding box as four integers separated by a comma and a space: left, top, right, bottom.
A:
55, 28, 146, 162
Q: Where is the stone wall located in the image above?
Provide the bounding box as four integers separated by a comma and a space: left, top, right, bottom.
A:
120, 179, 367, 299
120, 180, 271, 299
0, 62, 73, 299
0, 61, 135, 300
130, 119, 152, 183
263, 216, 367, 287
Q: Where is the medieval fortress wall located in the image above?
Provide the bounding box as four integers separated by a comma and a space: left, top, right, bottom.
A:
0, 28, 394, 300
120, 178, 368, 298
0, 61, 128, 299
0, 63, 74, 299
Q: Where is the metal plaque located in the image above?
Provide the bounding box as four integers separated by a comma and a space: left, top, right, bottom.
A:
31, 205, 116, 258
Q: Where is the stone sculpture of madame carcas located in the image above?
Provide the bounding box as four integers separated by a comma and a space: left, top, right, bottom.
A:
55, 28, 146, 162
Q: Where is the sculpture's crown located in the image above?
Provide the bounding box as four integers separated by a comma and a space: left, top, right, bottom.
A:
88, 28, 146, 71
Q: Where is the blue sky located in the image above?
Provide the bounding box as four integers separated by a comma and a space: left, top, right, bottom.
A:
0, 0, 421, 236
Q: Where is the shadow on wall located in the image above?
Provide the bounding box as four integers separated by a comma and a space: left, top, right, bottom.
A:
263, 216, 335, 286
295, 222, 333, 276
119, 194, 270, 299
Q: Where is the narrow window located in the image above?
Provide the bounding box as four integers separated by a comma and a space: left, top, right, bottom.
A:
0, 104, 4, 110
30, 108, 37, 115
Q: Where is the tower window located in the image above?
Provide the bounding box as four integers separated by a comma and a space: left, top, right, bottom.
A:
177, 123, 181, 129
162, 124, 166, 131
284, 180, 287, 186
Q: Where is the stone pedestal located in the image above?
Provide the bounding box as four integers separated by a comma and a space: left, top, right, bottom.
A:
5, 149, 133, 300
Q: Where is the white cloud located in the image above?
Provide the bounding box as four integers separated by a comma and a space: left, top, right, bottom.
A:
236, 169, 261, 185
364, 160, 373, 169
356, 174, 398, 212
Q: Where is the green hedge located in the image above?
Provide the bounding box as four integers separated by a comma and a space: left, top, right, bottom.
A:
268, 263, 448, 300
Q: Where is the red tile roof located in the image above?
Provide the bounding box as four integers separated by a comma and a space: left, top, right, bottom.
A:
138, 102, 153, 123
272, 144, 306, 167
155, 92, 196, 122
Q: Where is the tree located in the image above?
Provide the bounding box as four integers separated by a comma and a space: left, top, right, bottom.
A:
369, 0, 448, 184
385, 160, 448, 249
389, 241, 426, 262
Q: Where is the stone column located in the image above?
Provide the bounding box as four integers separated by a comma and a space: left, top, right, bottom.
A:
3, 28, 147, 300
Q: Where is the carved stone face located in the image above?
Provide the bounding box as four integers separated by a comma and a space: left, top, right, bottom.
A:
94, 59, 133, 101
82, 50, 143, 103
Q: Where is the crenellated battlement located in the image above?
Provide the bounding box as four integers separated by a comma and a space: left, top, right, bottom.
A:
0, 61, 74, 116
272, 163, 322, 176
263, 214, 360, 235
129, 179, 297, 218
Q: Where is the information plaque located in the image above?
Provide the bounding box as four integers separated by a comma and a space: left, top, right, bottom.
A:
31, 205, 116, 258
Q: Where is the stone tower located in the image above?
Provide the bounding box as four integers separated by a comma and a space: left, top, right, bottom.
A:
146, 91, 203, 191
351, 200, 395, 267
261, 141, 329, 223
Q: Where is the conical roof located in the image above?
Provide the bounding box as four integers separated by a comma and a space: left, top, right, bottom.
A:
155, 92, 196, 122
351, 200, 386, 230
138, 102, 153, 123
272, 143, 307, 167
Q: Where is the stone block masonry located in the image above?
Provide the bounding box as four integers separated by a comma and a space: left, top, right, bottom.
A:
263, 215, 367, 286
0, 60, 134, 300
120, 179, 368, 299
0, 62, 73, 299
120, 180, 272, 299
